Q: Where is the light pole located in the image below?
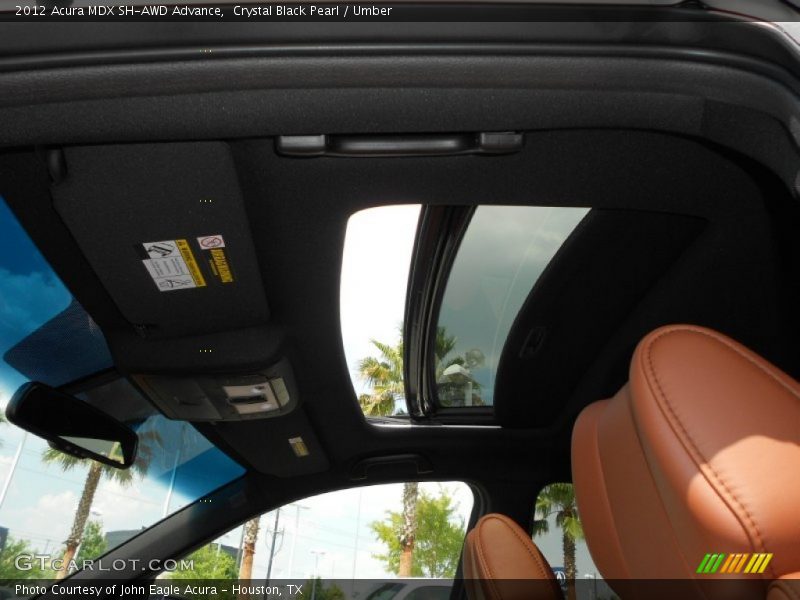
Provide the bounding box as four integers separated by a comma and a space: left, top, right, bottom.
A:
310, 550, 326, 600
0, 432, 27, 510
584, 573, 597, 600
161, 445, 181, 518
351, 488, 363, 582
234, 525, 246, 573
287, 503, 309, 579
265, 508, 282, 586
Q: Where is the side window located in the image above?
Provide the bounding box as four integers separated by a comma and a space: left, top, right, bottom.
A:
164, 481, 472, 597
532, 483, 611, 599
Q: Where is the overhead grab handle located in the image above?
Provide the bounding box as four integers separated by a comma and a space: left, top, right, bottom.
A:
276, 132, 524, 158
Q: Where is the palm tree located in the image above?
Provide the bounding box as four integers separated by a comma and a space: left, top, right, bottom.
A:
43, 431, 159, 579
357, 327, 463, 416
357, 335, 417, 575
357, 326, 466, 576
357, 339, 404, 416
533, 483, 584, 600
238, 517, 261, 580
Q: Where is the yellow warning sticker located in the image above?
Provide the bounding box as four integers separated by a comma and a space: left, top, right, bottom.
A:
175, 239, 207, 287
208, 248, 234, 283
197, 234, 235, 284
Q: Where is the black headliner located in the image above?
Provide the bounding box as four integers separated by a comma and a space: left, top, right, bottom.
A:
3, 129, 798, 498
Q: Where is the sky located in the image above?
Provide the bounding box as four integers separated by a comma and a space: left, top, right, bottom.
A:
0, 197, 598, 584
339, 204, 421, 398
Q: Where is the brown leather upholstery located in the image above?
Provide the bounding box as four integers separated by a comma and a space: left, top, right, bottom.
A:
463, 513, 563, 600
573, 325, 800, 598
769, 574, 800, 600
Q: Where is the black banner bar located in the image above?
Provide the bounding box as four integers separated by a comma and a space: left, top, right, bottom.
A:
0, 3, 758, 22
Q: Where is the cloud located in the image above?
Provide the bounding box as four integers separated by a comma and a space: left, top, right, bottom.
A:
36, 490, 77, 514
90, 478, 164, 532
13, 490, 78, 550
340, 205, 420, 395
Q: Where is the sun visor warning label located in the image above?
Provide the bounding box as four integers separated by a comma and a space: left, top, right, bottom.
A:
138, 239, 207, 292
197, 235, 235, 284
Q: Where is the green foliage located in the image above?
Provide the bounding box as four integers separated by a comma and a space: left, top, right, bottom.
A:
357, 326, 481, 416
534, 482, 584, 600
298, 578, 345, 600
0, 536, 49, 580
168, 544, 238, 600
170, 544, 239, 580
75, 520, 108, 564
357, 337, 404, 417
533, 483, 584, 543
371, 489, 465, 578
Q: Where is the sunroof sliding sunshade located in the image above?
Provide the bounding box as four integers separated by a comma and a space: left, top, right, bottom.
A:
434, 206, 589, 408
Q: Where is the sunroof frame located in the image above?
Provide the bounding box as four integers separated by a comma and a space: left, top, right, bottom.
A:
404, 205, 498, 423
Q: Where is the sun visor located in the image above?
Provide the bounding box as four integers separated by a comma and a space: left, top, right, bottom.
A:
51, 142, 269, 339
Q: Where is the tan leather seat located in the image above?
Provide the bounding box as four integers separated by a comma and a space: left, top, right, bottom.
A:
572, 325, 800, 599
463, 513, 563, 600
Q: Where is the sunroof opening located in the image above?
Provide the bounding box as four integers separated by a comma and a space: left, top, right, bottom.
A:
341, 205, 421, 417
434, 206, 589, 408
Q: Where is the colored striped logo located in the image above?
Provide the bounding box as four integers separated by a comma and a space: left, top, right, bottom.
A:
696, 553, 773, 574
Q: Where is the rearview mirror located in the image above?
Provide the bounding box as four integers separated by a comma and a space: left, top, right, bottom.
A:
6, 382, 138, 469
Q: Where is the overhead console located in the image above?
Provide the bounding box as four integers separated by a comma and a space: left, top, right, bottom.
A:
133, 358, 300, 422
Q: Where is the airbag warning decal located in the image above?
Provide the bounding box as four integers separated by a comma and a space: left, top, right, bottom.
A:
139, 239, 207, 292
198, 235, 235, 284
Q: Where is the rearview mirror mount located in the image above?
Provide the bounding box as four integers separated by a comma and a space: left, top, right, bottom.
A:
6, 382, 138, 469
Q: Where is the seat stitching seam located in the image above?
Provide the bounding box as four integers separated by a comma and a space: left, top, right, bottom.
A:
500, 517, 552, 579
642, 327, 770, 569
473, 521, 501, 600
773, 581, 800, 600
671, 326, 800, 401
476, 515, 557, 598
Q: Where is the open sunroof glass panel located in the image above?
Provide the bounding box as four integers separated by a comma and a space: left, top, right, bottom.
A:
433, 206, 590, 409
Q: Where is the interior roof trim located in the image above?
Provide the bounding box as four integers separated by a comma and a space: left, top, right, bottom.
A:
1, 46, 798, 118
0, 42, 797, 80
1, 50, 799, 190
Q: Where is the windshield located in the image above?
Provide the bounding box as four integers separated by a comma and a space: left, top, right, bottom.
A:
0, 197, 245, 579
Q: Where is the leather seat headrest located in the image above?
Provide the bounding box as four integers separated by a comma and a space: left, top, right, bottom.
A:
463, 513, 563, 600
572, 325, 800, 597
